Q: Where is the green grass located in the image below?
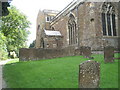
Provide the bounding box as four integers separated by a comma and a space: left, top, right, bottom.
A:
3, 53, 119, 88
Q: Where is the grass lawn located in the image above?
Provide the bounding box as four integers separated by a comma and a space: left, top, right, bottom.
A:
3, 53, 119, 88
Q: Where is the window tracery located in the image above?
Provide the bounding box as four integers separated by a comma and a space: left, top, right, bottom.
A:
101, 2, 117, 36
68, 14, 78, 45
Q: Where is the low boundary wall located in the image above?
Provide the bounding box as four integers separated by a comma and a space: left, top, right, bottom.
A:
19, 46, 76, 61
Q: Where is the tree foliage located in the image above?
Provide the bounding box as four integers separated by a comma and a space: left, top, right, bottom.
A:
1, 6, 31, 58
29, 40, 36, 48
0, 31, 8, 60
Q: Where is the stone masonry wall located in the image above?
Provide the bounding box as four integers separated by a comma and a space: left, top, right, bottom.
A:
43, 36, 63, 49
50, 2, 120, 50
19, 46, 76, 61
51, 16, 69, 47
36, 10, 45, 48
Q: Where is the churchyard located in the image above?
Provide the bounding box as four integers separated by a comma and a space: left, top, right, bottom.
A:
1, 1, 119, 89
3, 51, 119, 88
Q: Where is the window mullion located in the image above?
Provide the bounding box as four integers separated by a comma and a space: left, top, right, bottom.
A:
110, 14, 113, 36
68, 25, 70, 45
73, 24, 75, 44
105, 13, 108, 36
70, 25, 72, 45
71, 24, 73, 45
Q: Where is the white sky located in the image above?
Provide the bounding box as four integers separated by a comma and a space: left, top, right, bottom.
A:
10, 0, 74, 46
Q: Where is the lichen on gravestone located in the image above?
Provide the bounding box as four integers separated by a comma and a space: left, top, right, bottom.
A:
79, 60, 100, 88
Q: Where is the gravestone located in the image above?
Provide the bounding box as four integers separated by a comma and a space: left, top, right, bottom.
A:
74, 48, 81, 56
80, 46, 92, 58
79, 60, 100, 88
104, 46, 114, 63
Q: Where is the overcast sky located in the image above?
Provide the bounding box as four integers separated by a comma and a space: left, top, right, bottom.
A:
10, 0, 74, 46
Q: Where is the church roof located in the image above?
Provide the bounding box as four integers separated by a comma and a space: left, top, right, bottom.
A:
44, 30, 62, 36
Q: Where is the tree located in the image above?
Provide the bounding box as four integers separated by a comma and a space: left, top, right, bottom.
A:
1, 6, 31, 56
0, 31, 8, 60
29, 40, 36, 48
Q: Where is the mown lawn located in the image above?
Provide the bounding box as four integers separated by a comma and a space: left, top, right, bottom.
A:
3, 53, 119, 88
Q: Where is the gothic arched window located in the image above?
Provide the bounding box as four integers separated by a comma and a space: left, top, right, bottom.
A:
101, 2, 117, 36
68, 14, 78, 45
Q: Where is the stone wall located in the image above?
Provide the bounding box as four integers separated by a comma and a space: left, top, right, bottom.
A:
36, 10, 59, 48
36, 10, 46, 48
36, 2, 120, 50
43, 36, 63, 49
19, 46, 76, 61
50, 2, 120, 50
51, 16, 69, 47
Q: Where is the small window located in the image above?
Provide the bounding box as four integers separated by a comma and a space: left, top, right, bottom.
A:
46, 16, 50, 22
46, 16, 54, 22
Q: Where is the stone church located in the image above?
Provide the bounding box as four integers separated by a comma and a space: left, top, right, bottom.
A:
35, 0, 120, 50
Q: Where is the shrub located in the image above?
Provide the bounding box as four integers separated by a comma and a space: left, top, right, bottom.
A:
0, 31, 8, 60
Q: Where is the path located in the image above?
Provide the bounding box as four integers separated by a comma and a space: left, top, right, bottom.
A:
0, 59, 14, 89
0, 59, 14, 66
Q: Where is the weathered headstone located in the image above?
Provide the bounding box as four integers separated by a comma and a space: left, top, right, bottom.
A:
74, 48, 81, 56
80, 46, 92, 58
104, 46, 114, 63
79, 60, 100, 88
